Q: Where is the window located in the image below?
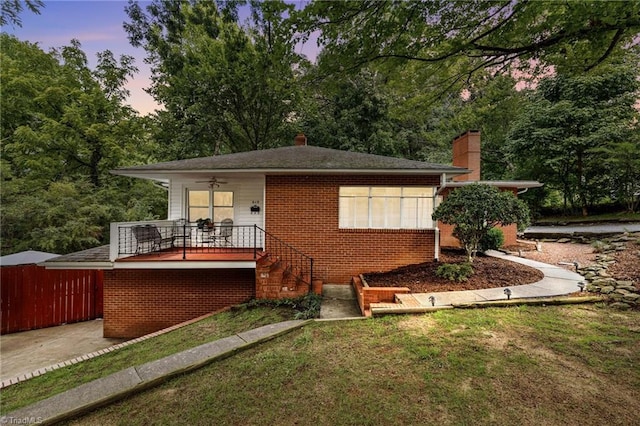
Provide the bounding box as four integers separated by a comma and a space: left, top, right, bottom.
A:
188, 190, 210, 222
187, 189, 234, 222
339, 187, 436, 229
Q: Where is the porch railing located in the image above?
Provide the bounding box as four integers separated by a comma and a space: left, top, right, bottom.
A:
114, 221, 313, 286
116, 221, 263, 258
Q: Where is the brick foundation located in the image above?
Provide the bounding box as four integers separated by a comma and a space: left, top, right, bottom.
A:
103, 269, 254, 338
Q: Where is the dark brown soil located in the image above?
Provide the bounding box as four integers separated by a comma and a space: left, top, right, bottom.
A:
362, 249, 544, 293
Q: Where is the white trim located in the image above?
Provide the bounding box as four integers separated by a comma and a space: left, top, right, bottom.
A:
113, 261, 257, 269
42, 262, 114, 270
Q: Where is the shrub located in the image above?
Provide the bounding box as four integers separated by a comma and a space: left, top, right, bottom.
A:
245, 293, 322, 319
479, 227, 505, 251
435, 263, 474, 282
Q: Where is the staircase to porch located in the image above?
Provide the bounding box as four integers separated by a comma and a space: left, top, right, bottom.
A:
255, 227, 315, 299
255, 255, 311, 299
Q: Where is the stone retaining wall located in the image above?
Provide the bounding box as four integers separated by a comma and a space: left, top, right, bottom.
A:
548, 233, 640, 309
568, 233, 639, 310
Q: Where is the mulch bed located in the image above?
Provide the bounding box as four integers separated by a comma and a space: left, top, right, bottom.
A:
362, 249, 544, 293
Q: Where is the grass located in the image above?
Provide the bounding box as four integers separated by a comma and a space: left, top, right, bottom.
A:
6, 304, 635, 425
0, 304, 298, 414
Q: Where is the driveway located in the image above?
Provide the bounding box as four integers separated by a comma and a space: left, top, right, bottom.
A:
524, 222, 640, 237
0, 320, 125, 383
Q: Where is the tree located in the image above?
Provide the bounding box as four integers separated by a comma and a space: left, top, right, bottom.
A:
298, 67, 399, 155
0, 0, 43, 27
432, 184, 530, 262
297, 1, 640, 91
1, 35, 165, 254
506, 60, 639, 215
596, 140, 640, 213
125, 0, 305, 158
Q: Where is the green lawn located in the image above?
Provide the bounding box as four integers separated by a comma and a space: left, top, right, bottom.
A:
0, 305, 297, 414
3, 304, 639, 425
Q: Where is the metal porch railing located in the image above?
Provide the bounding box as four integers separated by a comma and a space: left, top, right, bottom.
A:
116, 221, 313, 286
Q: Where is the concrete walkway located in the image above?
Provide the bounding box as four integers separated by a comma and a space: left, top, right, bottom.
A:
370, 250, 586, 315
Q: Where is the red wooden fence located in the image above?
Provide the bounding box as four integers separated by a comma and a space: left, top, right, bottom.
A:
1, 266, 103, 334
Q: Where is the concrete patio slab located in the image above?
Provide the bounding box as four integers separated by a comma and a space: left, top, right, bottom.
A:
0, 320, 126, 384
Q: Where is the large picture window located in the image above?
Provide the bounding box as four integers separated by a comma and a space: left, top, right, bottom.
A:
339, 187, 436, 229
187, 189, 234, 223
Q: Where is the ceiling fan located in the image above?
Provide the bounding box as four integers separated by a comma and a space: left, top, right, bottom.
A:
195, 177, 228, 188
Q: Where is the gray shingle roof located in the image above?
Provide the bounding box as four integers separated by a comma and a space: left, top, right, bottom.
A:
113, 145, 466, 175
43, 245, 110, 266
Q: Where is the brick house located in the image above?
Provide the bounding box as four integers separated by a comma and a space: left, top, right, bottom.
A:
44, 132, 539, 338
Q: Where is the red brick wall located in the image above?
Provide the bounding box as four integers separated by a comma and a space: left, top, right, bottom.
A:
103, 269, 254, 338
265, 175, 440, 284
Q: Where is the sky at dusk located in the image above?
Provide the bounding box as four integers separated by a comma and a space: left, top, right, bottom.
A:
4, 0, 317, 115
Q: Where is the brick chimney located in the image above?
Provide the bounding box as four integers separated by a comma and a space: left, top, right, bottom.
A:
452, 130, 481, 182
294, 133, 307, 146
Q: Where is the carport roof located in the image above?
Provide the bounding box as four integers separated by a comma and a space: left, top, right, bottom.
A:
42, 245, 111, 269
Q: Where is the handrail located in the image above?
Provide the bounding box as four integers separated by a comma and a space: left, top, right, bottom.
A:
255, 226, 314, 286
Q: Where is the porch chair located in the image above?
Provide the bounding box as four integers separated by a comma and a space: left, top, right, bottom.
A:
210, 218, 233, 246
132, 224, 174, 254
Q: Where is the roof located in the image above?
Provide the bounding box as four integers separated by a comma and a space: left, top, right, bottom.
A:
0, 250, 60, 266
112, 145, 468, 180
41, 245, 112, 269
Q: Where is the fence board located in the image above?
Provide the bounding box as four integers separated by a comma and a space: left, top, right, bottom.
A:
0, 265, 103, 334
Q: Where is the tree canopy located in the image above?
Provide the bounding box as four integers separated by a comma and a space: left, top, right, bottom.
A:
507, 59, 640, 215
1, 35, 165, 254
125, 0, 306, 158
297, 0, 640, 92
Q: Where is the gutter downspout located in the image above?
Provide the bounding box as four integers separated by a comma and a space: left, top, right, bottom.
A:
433, 173, 448, 262
517, 187, 528, 195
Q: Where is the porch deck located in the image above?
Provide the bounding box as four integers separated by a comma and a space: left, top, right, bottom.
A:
116, 247, 265, 263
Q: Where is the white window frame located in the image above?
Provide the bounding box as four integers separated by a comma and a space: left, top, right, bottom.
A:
339, 186, 437, 229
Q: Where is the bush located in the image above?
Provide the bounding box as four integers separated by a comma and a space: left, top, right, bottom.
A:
245, 293, 322, 319
479, 227, 505, 251
435, 263, 474, 282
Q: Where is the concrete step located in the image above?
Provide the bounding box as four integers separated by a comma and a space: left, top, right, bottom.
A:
322, 284, 356, 300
